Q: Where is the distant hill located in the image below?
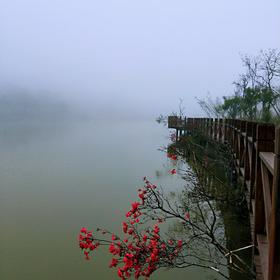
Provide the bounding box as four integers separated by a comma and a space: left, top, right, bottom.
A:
0, 88, 75, 122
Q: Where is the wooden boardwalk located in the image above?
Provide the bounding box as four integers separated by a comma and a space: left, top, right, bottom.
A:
168, 116, 280, 280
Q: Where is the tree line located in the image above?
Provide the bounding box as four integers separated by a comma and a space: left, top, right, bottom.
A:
198, 49, 280, 122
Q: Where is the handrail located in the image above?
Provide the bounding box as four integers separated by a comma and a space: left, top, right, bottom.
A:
168, 116, 280, 280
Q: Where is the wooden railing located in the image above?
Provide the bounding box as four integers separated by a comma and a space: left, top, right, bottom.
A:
168, 117, 280, 280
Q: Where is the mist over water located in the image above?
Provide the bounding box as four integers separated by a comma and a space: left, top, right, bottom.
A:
0, 85, 222, 279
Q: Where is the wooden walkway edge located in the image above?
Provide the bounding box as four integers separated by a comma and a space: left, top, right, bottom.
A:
168, 116, 280, 280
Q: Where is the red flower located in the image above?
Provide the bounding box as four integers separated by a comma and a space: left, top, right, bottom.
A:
80, 227, 88, 234
84, 251, 90, 260
126, 211, 132, 217
128, 228, 134, 235
177, 240, 183, 248
117, 267, 123, 278
170, 169, 176, 175
185, 212, 190, 220
171, 155, 177, 160
109, 258, 118, 268
122, 222, 128, 233
153, 225, 160, 235
138, 190, 146, 204
109, 243, 120, 255
131, 202, 140, 212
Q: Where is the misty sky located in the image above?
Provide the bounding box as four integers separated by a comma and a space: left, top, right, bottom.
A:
0, 0, 279, 118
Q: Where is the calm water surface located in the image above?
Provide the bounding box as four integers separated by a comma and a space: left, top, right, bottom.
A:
0, 120, 222, 280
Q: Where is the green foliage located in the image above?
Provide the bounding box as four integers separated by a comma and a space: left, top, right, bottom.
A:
198, 49, 280, 123
220, 95, 243, 119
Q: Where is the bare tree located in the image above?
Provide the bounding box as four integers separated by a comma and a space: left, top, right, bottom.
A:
240, 54, 260, 89
241, 49, 280, 118
196, 93, 223, 118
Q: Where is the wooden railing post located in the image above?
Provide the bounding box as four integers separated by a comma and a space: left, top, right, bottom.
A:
228, 119, 234, 147
198, 118, 201, 132
231, 119, 237, 158
249, 122, 258, 203
218, 118, 223, 142
254, 124, 275, 241
243, 122, 252, 190
202, 118, 205, 132
187, 118, 193, 134
228, 119, 232, 149
213, 118, 218, 140
184, 117, 187, 135
207, 118, 210, 136
268, 126, 280, 280
193, 118, 197, 131
224, 119, 228, 144
203, 118, 207, 136
238, 120, 246, 173
209, 118, 213, 139
205, 118, 209, 137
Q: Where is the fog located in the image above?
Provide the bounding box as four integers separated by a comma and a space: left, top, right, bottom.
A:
0, 0, 279, 119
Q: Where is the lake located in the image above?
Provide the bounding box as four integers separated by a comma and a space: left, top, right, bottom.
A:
0, 119, 224, 279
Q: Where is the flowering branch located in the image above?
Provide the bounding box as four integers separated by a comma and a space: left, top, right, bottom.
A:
78, 133, 255, 279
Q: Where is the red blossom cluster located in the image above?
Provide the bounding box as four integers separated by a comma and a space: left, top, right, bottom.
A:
167, 151, 178, 174
113, 223, 182, 279
167, 153, 177, 161
78, 227, 100, 260
170, 168, 177, 175
78, 178, 184, 279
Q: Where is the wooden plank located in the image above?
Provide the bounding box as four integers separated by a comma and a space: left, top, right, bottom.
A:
248, 144, 252, 163
257, 234, 269, 279
252, 199, 256, 216
250, 213, 256, 247
246, 180, 251, 191
254, 126, 275, 242
260, 161, 272, 237
255, 156, 266, 237
255, 255, 264, 280
245, 191, 250, 209
257, 124, 275, 141
259, 152, 275, 175
268, 126, 280, 280
248, 136, 253, 143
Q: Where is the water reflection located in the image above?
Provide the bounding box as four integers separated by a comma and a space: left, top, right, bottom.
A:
167, 133, 253, 280
0, 120, 223, 280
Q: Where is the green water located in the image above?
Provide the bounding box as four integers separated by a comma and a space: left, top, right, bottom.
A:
0, 120, 224, 280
